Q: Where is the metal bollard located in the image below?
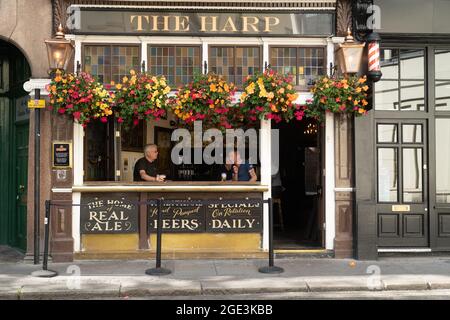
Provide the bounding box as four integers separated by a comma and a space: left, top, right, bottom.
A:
145, 198, 171, 276
258, 198, 284, 274
31, 200, 58, 278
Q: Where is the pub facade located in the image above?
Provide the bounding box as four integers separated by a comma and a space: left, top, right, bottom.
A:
11, 0, 449, 263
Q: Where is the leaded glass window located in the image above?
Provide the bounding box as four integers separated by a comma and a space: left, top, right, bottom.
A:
148, 45, 201, 87
83, 45, 140, 84
209, 46, 261, 87
269, 47, 325, 90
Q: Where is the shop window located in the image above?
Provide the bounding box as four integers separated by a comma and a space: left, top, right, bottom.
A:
148, 45, 202, 87
269, 47, 325, 90
375, 49, 425, 111
376, 122, 425, 204
83, 45, 140, 84
435, 49, 450, 111
209, 46, 261, 87
377, 147, 398, 203
436, 119, 450, 203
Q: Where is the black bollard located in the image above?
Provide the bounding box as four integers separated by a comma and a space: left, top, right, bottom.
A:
31, 200, 58, 278
145, 198, 171, 276
258, 198, 284, 274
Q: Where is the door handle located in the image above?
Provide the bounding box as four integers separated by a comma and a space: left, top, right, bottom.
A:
19, 185, 25, 193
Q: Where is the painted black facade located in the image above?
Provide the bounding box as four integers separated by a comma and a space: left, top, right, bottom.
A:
354, 0, 450, 259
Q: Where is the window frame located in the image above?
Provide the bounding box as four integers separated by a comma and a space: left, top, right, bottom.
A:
81, 43, 142, 84
268, 45, 327, 91
208, 45, 263, 88
375, 47, 427, 112
147, 44, 203, 87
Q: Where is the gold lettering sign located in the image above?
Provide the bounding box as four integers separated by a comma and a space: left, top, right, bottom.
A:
74, 10, 334, 36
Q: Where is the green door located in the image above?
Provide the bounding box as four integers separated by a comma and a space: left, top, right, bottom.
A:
13, 123, 28, 250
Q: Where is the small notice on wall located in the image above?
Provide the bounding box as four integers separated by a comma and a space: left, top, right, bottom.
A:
52, 141, 72, 169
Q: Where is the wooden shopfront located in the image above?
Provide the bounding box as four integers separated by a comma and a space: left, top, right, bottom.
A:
45, 0, 342, 261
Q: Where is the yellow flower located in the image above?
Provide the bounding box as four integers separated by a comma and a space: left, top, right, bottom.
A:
122, 76, 129, 83
358, 77, 367, 84
278, 88, 285, 94
271, 105, 278, 112
343, 84, 349, 89
358, 108, 366, 114
363, 85, 369, 91
267, 92, 275, 101
355, 87, 362, 93
130, 69, 136, 76
362, 99, 368, 106
210, 84, 217, 92
116, 84, 122, 90
354, 100, 360, 106
322, 78, 329, 83
287, 84, 292, 90
54, 76, 62, 82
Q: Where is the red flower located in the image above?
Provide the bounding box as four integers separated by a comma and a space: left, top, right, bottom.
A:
100, 117, 108, 123
73, 111, 81, 120
117, 117, 124, 123
58, 108, 66, 114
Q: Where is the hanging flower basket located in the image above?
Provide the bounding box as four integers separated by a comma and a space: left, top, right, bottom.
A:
304, 75, 370, 122
240, 68, 304, 124
171, 73, 238, 131
47, 71, 113, 127
113, 70, 171, 128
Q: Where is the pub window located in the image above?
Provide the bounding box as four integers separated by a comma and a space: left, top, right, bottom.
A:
148, 45, 202, 87
209, 46, 261, 87
375, 48, 425, 111
83, 45, 140, 84
269, 47, 325, 90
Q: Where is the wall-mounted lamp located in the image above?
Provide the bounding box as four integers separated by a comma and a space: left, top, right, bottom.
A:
335, 29, 365, 75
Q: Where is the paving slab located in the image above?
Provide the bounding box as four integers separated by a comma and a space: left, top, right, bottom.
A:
201, 276, 308, 295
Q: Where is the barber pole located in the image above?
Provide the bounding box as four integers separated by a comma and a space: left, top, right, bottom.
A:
368, 41, 380, 72
367, 32, 382, 82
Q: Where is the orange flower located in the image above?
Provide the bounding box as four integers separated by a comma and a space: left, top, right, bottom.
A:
362, 99, 368, 106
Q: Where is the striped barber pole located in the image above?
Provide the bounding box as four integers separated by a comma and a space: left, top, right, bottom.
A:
368, 41, 380, 72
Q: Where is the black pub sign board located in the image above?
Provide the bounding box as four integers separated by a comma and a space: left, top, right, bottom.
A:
52, 141, 72, 168
148, 200, 263, 233
80, 194, 139, 234
148, 200, 204, 233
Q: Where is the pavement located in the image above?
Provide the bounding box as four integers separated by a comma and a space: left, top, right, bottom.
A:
1, 246, 450, 299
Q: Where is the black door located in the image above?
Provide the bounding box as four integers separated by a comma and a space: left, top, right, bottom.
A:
376, 120, 428, 247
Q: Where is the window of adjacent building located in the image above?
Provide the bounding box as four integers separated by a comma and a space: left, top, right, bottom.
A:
375, 48, 425, 111
436, 119, 450, 203
148, 45, 202, 87
83, 45, 140, 84
209, 46, 261, 87
377, 123, 425, 204
435, 49, 450, 111
269, 47, 325, 90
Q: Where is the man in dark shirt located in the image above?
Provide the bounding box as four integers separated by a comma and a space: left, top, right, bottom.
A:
220, 150, 257, 182
133, 144, 165, 182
